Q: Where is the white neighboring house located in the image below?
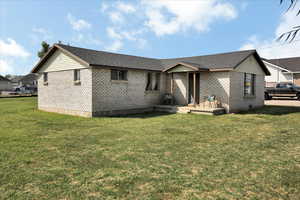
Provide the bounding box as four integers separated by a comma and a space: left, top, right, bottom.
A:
0, 75, 13, 92
263, 57, 300, 87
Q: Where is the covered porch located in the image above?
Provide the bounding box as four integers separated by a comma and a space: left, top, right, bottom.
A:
163, 62, 224, 110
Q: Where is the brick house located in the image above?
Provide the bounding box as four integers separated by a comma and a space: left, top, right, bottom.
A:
263, 57, 300, 87
31, 44, 270, 117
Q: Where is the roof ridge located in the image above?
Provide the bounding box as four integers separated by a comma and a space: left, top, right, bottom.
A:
160, 49, 256, 61
56, 43, 256, 61
56, 43, 160, 61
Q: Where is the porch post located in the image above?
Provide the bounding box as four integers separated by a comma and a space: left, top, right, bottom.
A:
193, 72, 196, 105
170, 73, 173, 94
199, 73, 201, 106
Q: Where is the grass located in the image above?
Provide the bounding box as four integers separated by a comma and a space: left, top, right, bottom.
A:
0, 97, 300, 200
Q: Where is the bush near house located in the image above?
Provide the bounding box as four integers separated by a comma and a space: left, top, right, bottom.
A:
0, 97, 299, 199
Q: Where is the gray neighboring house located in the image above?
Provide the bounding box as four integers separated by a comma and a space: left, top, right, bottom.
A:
19, 73, 38, 92
263, 57, 300, 87
9, 75, 24, 87
31, 44, 270, 117
0, 75, 13, 92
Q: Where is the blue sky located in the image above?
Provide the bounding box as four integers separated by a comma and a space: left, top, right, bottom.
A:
0, 0, 300, 75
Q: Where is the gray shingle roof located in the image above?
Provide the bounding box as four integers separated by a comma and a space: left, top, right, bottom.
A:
0, 75, 10, 82
20, 73, 38, 83
161, 50, 257, 70
266, 57, 300, 72
32, 43, 269, 75
57, 44, 162, 71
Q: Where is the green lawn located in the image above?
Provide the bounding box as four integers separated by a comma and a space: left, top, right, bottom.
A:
0, 97, 300, 200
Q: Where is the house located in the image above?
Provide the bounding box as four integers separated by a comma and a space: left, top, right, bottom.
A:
263, 57, 300, 87
0, 75, 13, 92
31, 44, 270, 117
18, 73, 38, 92
8, 75, 24, 88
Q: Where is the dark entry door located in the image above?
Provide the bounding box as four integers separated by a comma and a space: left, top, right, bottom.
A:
188, 73, 200, 104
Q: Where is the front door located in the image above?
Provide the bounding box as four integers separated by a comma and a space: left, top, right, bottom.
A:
188, 73, 200, 104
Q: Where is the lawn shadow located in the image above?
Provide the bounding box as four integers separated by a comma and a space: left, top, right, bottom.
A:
106, 112, 174, 119
239, 105, 300, 115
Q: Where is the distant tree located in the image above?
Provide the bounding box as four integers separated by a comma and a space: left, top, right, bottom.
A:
5, 74, 12, 80
278, 0, 300, 42
38, 41, 50, 59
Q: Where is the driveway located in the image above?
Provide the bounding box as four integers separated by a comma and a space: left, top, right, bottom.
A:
265, 97, 300, 107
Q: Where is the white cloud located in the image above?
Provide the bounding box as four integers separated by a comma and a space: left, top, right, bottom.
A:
116, 2, 136, 13
31, 27, 53, 42
142, 0, 237, 36
72, 33, 102, 45
0, 38, 30, 58
106, 27, 147, 50
107, 27, 122, 40
67, 13, 91, 31
0, 59, 13, 74
100, 2, 109, 12
108, 11, 124, 23
105, 40, 123, 52
240, 10, 300, 59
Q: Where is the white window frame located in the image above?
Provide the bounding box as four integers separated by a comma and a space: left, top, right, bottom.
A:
244, 73, 256, 97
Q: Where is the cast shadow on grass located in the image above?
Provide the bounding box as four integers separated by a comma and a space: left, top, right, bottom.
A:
109, 112, 174, 119
240, 105, 300, 116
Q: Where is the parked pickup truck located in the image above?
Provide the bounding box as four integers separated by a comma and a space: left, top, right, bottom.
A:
265, 82, 300, 100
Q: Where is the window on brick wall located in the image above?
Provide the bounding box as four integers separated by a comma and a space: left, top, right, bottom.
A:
74, 69, 80, 81
111, 69, 127, 81
244, 73, 255, 96
146, 73, 152, 91
74, 69, 81, 85
146, 72, 160, 91
43, 72, 48, 85
154, 73, 160, 90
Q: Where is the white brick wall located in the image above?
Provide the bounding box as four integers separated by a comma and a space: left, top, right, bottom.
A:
229, 56, 265, 112
199, 72, 230, 112
92, 68, 166, 115
38, 69, 93, 117
229, 72, 264, 112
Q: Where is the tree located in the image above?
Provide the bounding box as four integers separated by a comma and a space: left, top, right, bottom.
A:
38, 41, 50, 59
5, 74, 12, 80
278, 0, 300, 42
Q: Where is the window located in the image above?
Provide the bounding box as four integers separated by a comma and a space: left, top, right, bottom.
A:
244, 73, 255, 96
74, 69, 80, 81
154, 73, 160, 90
111, 70, 127, 81
146, 73, 152, 91
146, 72, 160, 91
43, 72, 48, 85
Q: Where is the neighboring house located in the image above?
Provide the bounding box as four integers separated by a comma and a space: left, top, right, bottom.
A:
263, 57, 300, 87
19, 73, 38, 92
31, 44, 270, 117
9, 75, 24, 87
0, 75, 13, 91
